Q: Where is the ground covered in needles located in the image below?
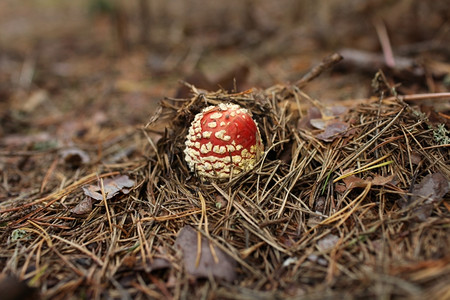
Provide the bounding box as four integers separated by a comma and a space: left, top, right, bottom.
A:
1, 1, 449, 299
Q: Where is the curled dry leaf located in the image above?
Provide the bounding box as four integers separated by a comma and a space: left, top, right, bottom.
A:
82, 175, 135, 201
315, 120, 349, 142
338, 174, 396, 191
310, 118, 327, 130
175, 225, 237, 282
298, 106, 349, 132
69, 197, 93, 215
298, 105, 352, 142
60, 147, 90, 168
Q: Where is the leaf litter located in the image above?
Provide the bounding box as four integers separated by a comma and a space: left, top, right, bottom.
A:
2, 1, 450, 298
337, 174, 396, 192
81, 175, 135, 201
175, 225, 237, 282
69, 196, 93, 215
1, 66, 450, 299
70, 175, 135, 215
406, 172, 450, 220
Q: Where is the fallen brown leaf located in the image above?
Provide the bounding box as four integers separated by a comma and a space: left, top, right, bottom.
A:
316, 120, 349, 142
175, 225, 237, 282
409, 173, 450, 220
340, 174, 396, 191
82, 175, 135, 201
411, 173, 449, 204
69, 197, 93, 215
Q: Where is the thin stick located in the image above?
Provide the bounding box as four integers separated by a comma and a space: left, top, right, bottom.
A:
100, 178, 113, 232
139, 209, 202, 222
374, 17, 395, 68
295, 53, 343, 88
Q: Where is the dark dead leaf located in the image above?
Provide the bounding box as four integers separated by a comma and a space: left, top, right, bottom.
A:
175, 225, 237, 282
69, 197, 93, 215
279, 143, 294, 164
408, 173, 450, 220
60, 147, 90, 168
82, 175, 135, 201
316, 120, 349, 142
411, 173, 449, 204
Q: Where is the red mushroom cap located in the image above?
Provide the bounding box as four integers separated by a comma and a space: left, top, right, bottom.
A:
184, 103, 264, 179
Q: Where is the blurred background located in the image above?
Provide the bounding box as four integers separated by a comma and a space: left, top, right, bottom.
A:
0, 0, 449, 133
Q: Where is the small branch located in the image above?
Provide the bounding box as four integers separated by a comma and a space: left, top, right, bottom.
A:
295, 53, 343, 88
374, 17, 395, 68
387, 92, 450, 102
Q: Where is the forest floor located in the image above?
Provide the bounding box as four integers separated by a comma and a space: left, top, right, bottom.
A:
1, 1, 449, 299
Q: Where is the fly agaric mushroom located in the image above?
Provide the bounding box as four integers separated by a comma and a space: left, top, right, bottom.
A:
184, 103, 264, 179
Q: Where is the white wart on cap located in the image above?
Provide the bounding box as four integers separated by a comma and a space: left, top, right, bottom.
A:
184, 103, 264, 179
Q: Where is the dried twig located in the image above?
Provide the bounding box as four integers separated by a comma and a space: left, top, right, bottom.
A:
295, 53, 343, 88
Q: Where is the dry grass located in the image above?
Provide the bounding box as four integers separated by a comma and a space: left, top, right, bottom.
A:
1, 77, 449, 299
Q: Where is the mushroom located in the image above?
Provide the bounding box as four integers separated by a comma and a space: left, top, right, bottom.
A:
184, 103, 264, 179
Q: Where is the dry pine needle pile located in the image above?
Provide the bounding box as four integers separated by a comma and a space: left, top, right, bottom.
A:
1, 77, 449, 299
